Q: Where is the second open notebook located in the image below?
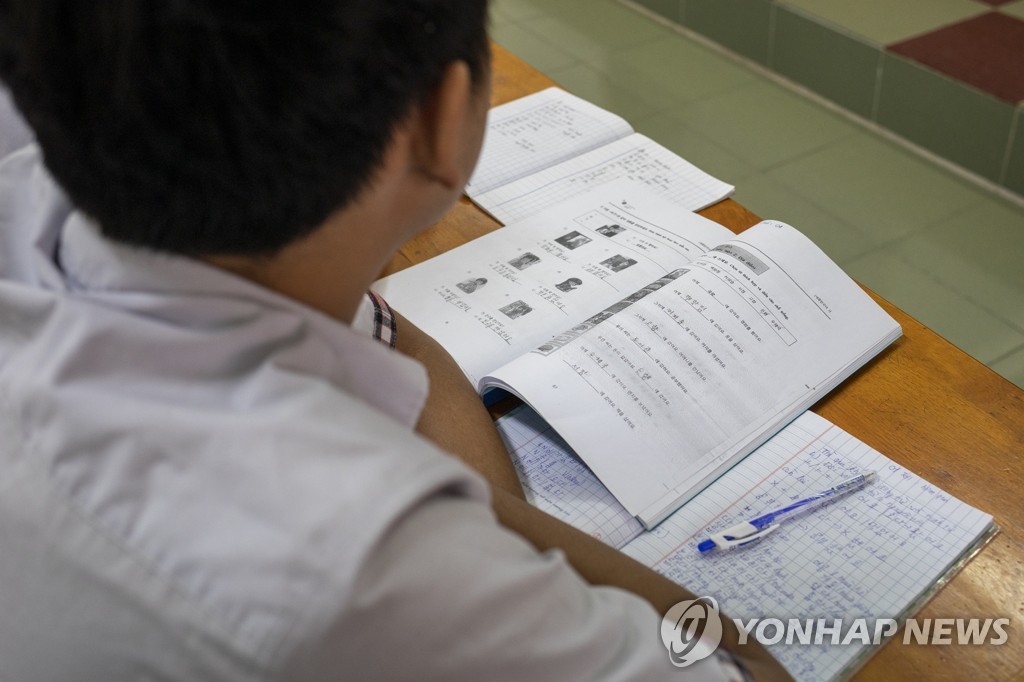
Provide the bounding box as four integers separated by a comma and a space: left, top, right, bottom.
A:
464, 87, 734, 224
496, 405, 995, 682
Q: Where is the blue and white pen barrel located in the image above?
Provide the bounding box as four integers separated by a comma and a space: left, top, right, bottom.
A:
697, 522, 779, 553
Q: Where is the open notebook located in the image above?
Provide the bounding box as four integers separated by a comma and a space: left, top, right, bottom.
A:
465, 87, 733, 224
496, 406, 995, 681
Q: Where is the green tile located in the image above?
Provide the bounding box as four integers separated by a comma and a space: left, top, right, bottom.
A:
1003, 107, 1024, 197
1001, 1, 1024, 21
732, 173, 878, 264
776, 0, 986, 45
876, 54, 1015, 184
606, 35, 757, 105
489, 22, 579, 74
844, 251, 1024, 363
633, 112, 753, 183
991, 345, 1024, 391
545, 62, 663, 123
522, 0, 671, 65
684, 0, 772, 66
772, 6, 880, 119
632, 0, 682, 22
667, 79, 859, 170
490, 0, 578, 22
489, 5, 513, 27
895, 198, 1024, 329
767, 134, 989, 243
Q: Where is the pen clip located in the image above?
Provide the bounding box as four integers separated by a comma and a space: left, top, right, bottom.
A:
701, 522, 778, 552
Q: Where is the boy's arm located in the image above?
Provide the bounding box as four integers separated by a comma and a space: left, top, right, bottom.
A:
492, 487, 792, 681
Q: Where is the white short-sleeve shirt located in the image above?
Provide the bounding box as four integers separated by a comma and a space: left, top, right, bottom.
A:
0, 146, 745, 681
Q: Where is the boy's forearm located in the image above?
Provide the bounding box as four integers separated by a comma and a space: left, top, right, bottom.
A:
492, 488, 792, 681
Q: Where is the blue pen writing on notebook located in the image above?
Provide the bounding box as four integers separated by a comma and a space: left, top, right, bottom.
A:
697, 470, 877, 554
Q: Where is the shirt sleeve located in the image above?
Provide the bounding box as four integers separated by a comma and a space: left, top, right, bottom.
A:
281, 493, 751, 681
350, 290, 397, 348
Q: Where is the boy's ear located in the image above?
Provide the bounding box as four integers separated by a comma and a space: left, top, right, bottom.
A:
409, 60, 480, 190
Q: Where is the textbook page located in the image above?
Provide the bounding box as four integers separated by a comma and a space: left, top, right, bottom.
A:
374, 180, 733, 385
496, 404, 644, 549
623, 411, 994, 682
499, 406, 995, 682
482, 220, 901, 526
465, 87, 633, 197
472, 132, 735, 225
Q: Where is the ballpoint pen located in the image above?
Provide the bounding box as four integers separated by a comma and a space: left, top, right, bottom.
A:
697, 470, 877, 553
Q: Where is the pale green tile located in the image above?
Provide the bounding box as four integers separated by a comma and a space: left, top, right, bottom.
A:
772, 6, 880, 119
1001, 1, 1024, 21
732, 173, 877, 264
844, 251, 1024, 363
545, 63, 663, 123
991, 345, 1024, 390
490, 0, 578, 22
684, 0, 772, 65
633, 0, 682, 22
523, 0, 671, 65
877, 54, 1014, 184
489, 22, 579, 73
767, 134, 988, 243
633, 112, 752, 183
489, 6, 513, 27
776, 0, 986, 45
895, 199, 1024, 330
605, 35, 757, 105
667, 79, 860, 170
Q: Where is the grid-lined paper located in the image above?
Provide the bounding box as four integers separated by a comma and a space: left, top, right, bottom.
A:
498, 406, 994, 681
466, 87, 633, 196
623, 410, 993, 679
473, 133, 734, 225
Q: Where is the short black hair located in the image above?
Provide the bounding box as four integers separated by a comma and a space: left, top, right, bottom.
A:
0, 1, 490, 256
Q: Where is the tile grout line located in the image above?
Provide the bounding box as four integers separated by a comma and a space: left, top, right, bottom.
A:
998, 107, 1020, 186
989, 342, 1024, 370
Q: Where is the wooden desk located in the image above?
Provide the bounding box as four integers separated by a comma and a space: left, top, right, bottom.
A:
384, 44, 1024, 681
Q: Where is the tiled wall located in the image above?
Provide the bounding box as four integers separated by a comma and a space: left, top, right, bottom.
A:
627, 0, 1024, 200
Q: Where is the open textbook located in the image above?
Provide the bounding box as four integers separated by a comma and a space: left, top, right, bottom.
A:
496, 406, 996, 682
465, 87, 733, 224
374, 179, 902, 526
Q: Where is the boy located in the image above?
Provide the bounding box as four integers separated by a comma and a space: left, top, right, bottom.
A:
0, 1, 786, 679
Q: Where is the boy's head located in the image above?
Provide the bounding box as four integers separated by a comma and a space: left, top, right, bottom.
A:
0, 1, 490, 257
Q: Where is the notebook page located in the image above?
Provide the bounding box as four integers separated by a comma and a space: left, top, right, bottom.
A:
472, 132, 734, 224
622, 410, 994, 681
496, 404, 644, 549
465, 87, 633, 197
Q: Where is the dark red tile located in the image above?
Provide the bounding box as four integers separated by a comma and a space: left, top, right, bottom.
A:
889, 12, 1024, 103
